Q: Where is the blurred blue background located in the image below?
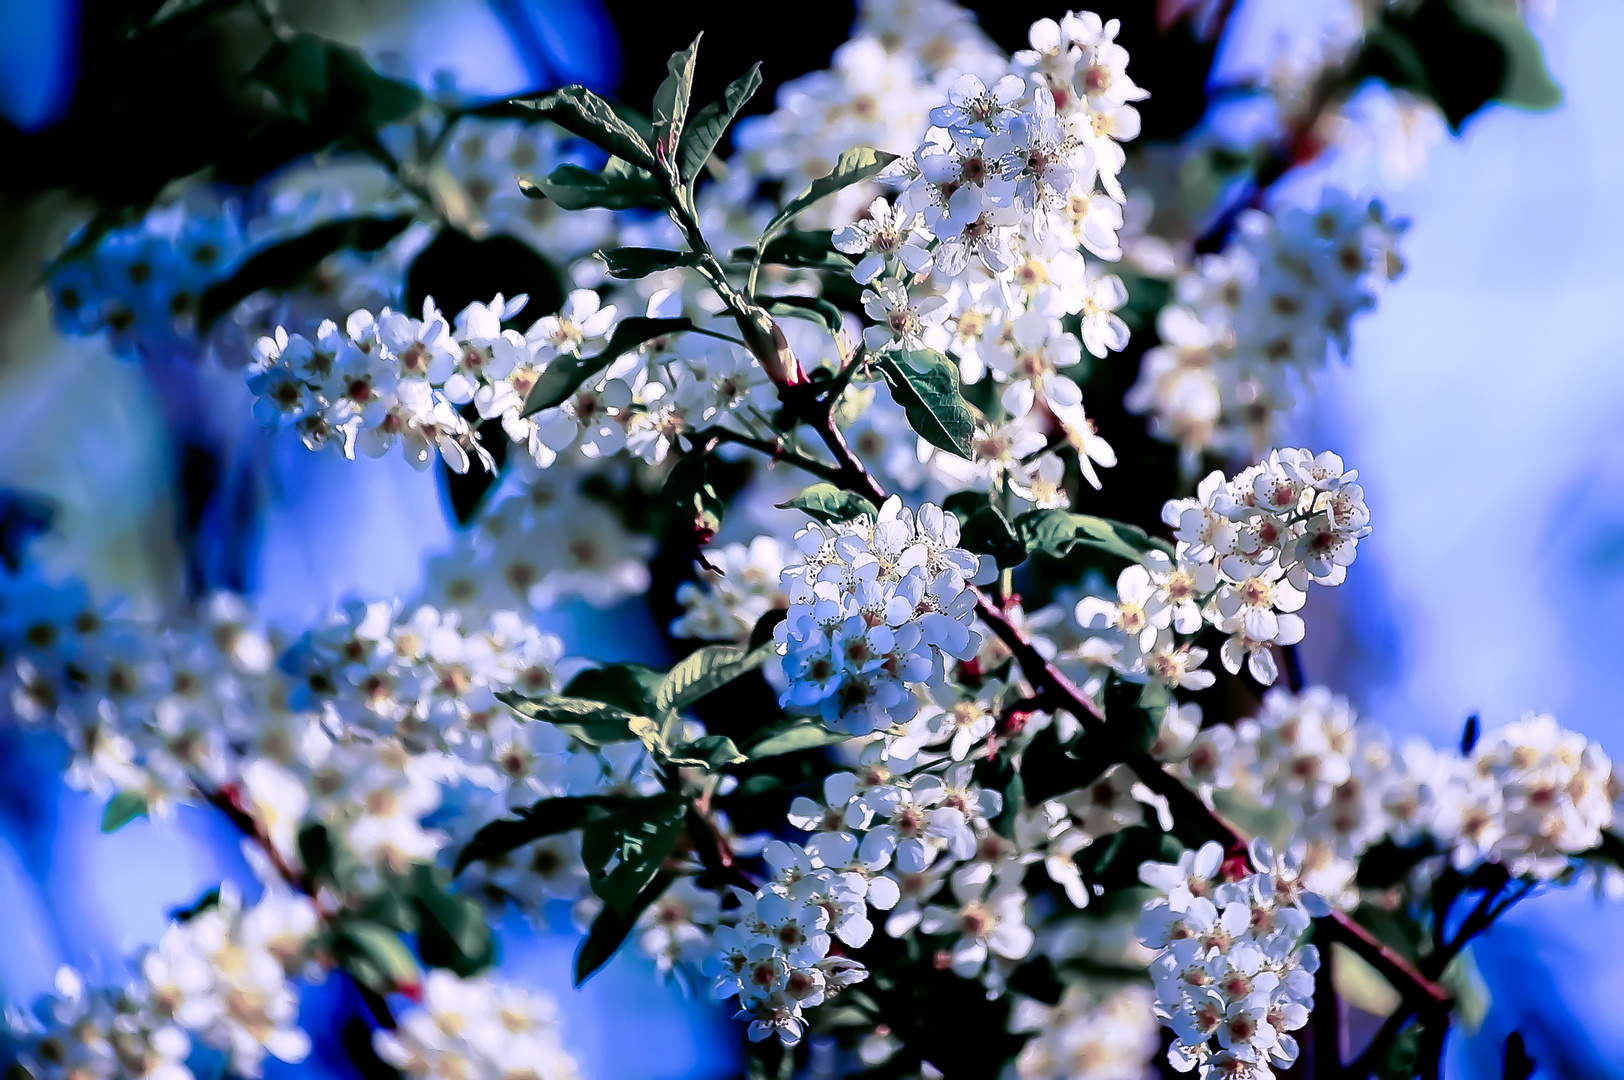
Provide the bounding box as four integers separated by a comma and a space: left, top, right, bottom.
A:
1, 1, 1621, 1077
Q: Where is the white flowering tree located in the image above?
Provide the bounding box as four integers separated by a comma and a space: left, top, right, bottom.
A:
1, 2, 1604, 1080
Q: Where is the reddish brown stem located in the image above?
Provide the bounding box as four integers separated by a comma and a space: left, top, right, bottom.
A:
199, 781, 315, 896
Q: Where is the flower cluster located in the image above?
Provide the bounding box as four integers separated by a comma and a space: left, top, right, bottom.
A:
0, 551, 622, 890
710, 843, 875, 1046
246, 295, 527, 471
50, 199, 246, 357
775, 497, 988, 734
9, 886, 317, 1080
1137, 841, 1321, 1080
1009, 984, 1161, 1080
248, 285, 782, 475
1077, 447, 1370, 688
1156, 690, 1620, 905
420, 465, 655, 614
1126, 194, 1405, 464
137, 886, 316, 1076
671, 536, 793, 643
374, 970, 578, 1080
783, 745, 1043, 990
8, 966, 196, 1080
825, 13, 1145, 462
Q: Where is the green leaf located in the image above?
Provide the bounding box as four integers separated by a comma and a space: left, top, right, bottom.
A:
575, 871, 673, 985
360, 884, 419, 934
1073, 825, 1183, 892
169, 886, 222, 923
875, 350, 975, 459
334, 920, 422, 996
763, 147, 899, 241
1374, 1020, 1423, 1080
411, 865, 497, 975
197, 215, 413, 327
510, 85, 656, 169
521, 316, 697, 415
745, 720, 850, 759
1354, 0, 1560, 131
563, 664, 666, 718
679, 62, 763, 182
252, 34, 423, 135
1015, 509, 1171, 563
454, 794, 637, 874
776, 483, 878, 524
765, 295, 845, 338
580, 793, 688, 916
651, 35, 702, 172
668, 734, 748, 770
731, 230, 854, 273
748, 608, 788, 652
957, 505, 1025, 570
597, 247, 704, 279
496, 692, 654, 745
1452, 0, 1562, 112
101, 791, 147, 832
518, 159, 665, 211
658, 643, 775, 715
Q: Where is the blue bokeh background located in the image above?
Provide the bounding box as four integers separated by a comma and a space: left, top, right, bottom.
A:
2, 1, 1622, 1077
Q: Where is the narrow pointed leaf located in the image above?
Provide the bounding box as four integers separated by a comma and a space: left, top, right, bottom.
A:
957, 505, 1026, 569
563, 664, 666, 717
580, 793, 687, 916
679, 62, 763, 181
667, 734, 747, 770
575, 871, 673, 984
496, 692, 653, 745
733, 230, 854, 272
597, 247, 704, 279
510, 85, 655, 169
657, 643, 775, 715
101, 791, 148, 833
763, 147, 899, 240
410, 865, 496, 975
651, 35, 702, 173
745, 721, 850, 759
1015, 510, 1171, 563
765, 295, 845, 338
334, 920, 422, 996
518, 159, 664, 211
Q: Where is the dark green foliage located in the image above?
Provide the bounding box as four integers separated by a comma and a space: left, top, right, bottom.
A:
875, 350, 976, 460
1353, 0, 1561, 132
776, 483, 877, 524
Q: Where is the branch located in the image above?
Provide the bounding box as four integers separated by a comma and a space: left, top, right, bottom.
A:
198, 778, 315, 896
194, 776, 406, 1040
691, 426, 848, 487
